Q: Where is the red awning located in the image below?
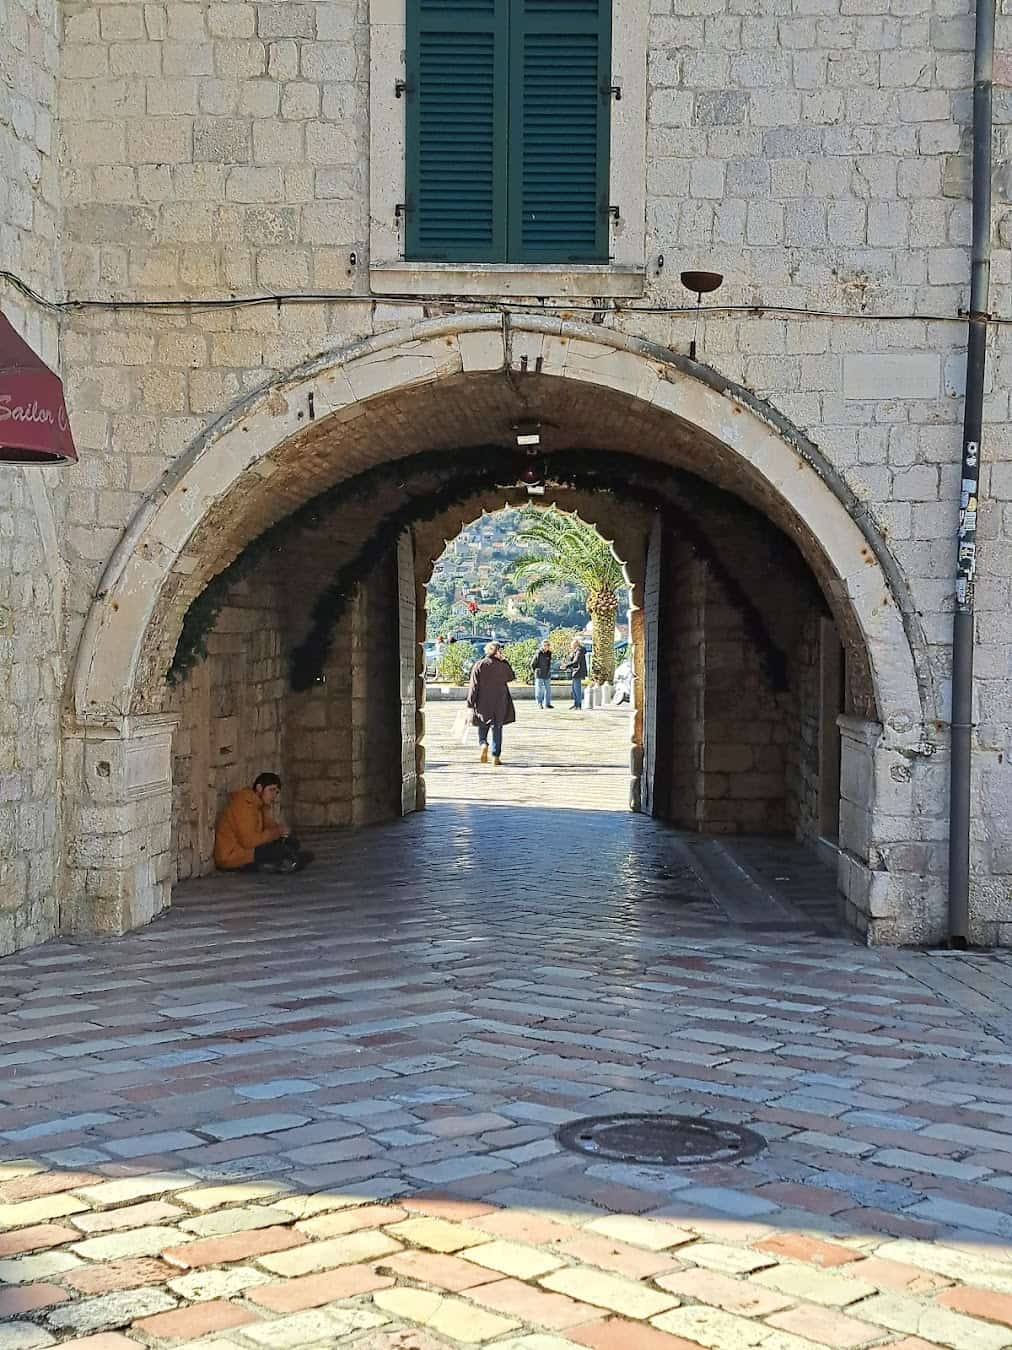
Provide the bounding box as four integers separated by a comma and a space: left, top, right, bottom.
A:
0, 310, 77, 464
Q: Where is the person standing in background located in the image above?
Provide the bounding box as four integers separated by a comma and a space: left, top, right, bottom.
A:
562, 637, 588, 711
531, 639, 554, 709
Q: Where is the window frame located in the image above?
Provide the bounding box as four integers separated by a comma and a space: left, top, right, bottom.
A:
404, 0, 510, 264
368, 0, 646, 296
505, 0, 613, 265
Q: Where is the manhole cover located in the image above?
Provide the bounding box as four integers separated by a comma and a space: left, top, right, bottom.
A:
557, 1113, 766, 1166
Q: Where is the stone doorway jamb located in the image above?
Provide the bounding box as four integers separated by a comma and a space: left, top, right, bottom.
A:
63, 713, 178, 936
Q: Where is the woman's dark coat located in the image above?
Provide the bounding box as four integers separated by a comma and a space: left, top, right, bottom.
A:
467, 655, 516, 725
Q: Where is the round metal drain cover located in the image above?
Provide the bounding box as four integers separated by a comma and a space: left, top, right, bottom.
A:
557, 1113, 765, 1166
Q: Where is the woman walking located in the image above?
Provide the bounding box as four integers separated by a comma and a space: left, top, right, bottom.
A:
466, 641, 516, 765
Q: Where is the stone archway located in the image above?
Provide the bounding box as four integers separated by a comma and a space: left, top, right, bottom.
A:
413, 490, 650, 811
66, 313, 930, 942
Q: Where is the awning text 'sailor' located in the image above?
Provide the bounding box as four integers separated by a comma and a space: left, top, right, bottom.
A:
0, 310, 77, 465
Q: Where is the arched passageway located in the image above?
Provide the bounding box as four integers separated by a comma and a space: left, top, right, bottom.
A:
420, 503, 638, 813
66, 316, 931, 945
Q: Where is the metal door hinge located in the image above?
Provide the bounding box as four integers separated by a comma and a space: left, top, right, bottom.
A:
395, 80, 409, 98
608, 205, 620, 221
603, 84, 622, 100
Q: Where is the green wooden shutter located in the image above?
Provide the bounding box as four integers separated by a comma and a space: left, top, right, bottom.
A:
405, 0, 509, 261
508, 0, 611, 263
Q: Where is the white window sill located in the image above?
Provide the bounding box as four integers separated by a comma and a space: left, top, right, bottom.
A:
370, 261, 646, 299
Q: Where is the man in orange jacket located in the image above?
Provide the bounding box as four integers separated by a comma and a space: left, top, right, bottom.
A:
213, 772, 313, 873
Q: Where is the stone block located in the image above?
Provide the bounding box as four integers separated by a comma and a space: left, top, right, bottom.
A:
843, 354, 940, 400
257, 4, 316, 39
651, 89, 694, 126
109, 41, 162, 76
305, 123, 357, 167
63, 44, 110, 78
695, 91, 750, 125
208, 5, 257, 38
253, 121, 304, 164
61, 122, 126, 166
127, 118, 192, 164
300, 41, 357, 82
281, 82, 320, 120
226, 167, 284, 203
214, 40, 268, 78
163, 41, 214, 76
267, 41, 299, 81
194, 119, 251, 164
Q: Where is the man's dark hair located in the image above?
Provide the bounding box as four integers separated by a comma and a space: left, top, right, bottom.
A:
253, 772, 282, 791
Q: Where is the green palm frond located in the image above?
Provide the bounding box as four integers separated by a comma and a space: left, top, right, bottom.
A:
506, 508, 625, 604
518, 577, 557, 600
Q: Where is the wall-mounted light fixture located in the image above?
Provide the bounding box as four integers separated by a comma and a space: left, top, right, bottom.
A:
680, 270, 724, 361
513, 419, 541, 447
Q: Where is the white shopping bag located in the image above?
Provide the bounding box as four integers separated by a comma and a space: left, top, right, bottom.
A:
453, 704, 474, 745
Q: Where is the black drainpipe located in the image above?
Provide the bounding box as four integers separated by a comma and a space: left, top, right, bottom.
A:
948, 0, 995, 946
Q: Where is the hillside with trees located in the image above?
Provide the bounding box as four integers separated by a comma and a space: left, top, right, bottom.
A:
426, 507, 616, 643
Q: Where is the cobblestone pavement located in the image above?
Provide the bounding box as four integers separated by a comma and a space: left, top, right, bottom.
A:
424, 700, 633, 812
3, 710, 1012, 1349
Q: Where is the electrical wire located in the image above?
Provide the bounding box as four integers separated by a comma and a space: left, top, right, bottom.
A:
2, 265, 1008, 326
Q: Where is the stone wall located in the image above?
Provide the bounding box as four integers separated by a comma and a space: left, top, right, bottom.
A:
661, 530, 838, 843
275, 495, 407, 829
2, 0, 61, 296
664, 558, 792, 836
0, 0, 1005, 948
664, 543, 704, 830
168, 546, 407, 868
696, 570, 792, 835
49, 0, 1012, 822
167, 575, 288, 879
62, 713, 176, 938
351, 553, 404, 825
284, 623, 353, 829
0, 470, 64, 956
0, 0, 65, 957
788, 611, 824, 846
397, 532, 421, 816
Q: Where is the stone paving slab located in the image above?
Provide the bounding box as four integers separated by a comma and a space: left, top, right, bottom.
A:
3, 714, 1012, 1347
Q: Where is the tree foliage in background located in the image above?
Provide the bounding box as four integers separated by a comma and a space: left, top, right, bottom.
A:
502, 638, 539, 685
547, 628, 581, 672
437, 643, 470, 685
508, 616, 540, 639
426, 506, 587, 641
535, 585, 585, 629
510, 510, 626, 684
425, 596, 456, 639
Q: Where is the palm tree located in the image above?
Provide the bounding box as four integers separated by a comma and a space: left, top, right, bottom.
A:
508, 509, 625, 684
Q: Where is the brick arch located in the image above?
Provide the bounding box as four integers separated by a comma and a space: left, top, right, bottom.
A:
71, 313, 928, 745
